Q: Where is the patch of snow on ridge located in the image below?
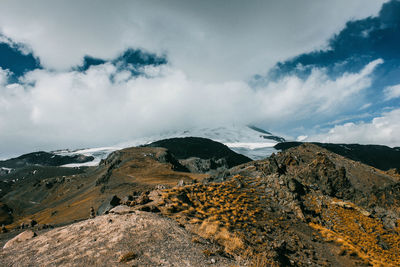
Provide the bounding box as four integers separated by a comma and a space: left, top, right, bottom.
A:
225, 142, 276, 150
55, 146, 122, 167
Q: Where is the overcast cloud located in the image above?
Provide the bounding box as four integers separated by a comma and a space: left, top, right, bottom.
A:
1, 0, 399, 158
0, 58, 382, 156
311, 108, 400, 147
0, 0, 386, 81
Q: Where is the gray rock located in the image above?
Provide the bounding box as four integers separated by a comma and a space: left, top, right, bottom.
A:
96, 195, 121, 215
121, 195, 133, 205
109, 205, 135, 215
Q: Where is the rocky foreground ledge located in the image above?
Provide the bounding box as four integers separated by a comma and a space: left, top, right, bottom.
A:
0, 211, 237, 267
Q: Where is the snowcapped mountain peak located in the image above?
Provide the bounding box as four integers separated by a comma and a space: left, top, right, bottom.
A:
56, 125, 285, 166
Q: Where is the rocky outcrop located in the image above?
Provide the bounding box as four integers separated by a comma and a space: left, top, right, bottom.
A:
150, 143, 400, 266
0, 212, 236, 266
179, 157, 228, 174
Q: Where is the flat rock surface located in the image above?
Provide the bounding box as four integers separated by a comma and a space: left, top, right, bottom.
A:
0, 212, 235, 266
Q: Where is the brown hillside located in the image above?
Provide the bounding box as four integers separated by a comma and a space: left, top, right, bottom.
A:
3, 147, 207, 227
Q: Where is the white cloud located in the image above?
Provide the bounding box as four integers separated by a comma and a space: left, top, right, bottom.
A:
360, 103, 372, 110
297, 135, 308, 141
310, 108, 400, 147
0, 0, 386, 82
0, 59, 382, 157
0, 67, 10, 85
383, 84, 400, 101
254, 59, 382, 127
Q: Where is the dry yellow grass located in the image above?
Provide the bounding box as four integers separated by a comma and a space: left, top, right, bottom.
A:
156, 176, 273, 259
308, 195, 400, 266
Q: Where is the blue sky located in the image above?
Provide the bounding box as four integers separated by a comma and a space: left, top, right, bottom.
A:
0, 36, 40, 80
0, 0, 399, 157
256, 0, 400, 135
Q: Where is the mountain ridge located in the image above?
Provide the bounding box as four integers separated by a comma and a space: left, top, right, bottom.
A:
275, 141, 400, 171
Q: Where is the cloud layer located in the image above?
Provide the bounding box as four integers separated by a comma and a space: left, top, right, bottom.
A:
311, 108, 400, 147
0, 0, 385, 82
0, 58, 382, 157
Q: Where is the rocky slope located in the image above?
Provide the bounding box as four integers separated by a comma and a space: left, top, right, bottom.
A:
0, 146, 206, 227
1, 141, 399, 266
0, 138, 244, 228
135, 143, 400, 266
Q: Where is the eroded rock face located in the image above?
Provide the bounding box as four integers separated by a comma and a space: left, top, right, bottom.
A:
0, 212, 236, 267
